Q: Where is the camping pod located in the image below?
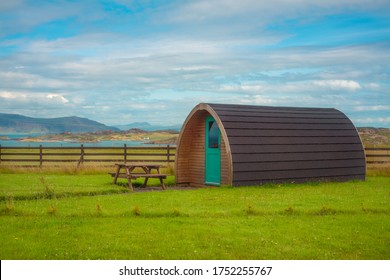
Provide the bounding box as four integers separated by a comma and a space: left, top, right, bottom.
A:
175, 103, 366, 187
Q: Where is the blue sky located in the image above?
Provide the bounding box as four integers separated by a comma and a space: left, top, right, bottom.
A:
0, 0, 389, 128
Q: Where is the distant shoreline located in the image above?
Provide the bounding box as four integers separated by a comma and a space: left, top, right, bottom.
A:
0, 129, 179, 147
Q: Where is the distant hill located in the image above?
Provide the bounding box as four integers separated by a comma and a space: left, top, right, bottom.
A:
115, 122, 181, 132
0, 113, 119, 134
357, 127, 390, 147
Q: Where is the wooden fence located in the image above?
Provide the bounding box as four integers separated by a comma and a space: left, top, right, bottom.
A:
365, 147, 390, 165
0, 145, 388, 167
0, 144, 176, 167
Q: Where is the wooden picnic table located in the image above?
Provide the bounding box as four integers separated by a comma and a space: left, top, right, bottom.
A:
110, 163, 167, 191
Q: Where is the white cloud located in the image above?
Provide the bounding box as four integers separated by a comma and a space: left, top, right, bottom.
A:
0, 91, 70, 106
353, 105, 390, 111
239, 95, 274, 105
363, 83, 381, 90
219, 79, 363, 95
0, 91, 28, 99
0, 1, 102, 38
170, 0, 390, 23
1, 0, 390, 128
46, 94, 69, 104
173, 65, 219, 72
313, 80, 362, 91
356, 117, 390, 124
0, 71, 71, 89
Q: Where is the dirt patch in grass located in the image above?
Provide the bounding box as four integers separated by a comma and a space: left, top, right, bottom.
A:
132, 185, 204, 192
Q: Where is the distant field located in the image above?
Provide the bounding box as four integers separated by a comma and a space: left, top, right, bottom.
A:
0, 173, 389, 260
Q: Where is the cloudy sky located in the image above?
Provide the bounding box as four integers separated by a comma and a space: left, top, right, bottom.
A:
1, 0, 389, 128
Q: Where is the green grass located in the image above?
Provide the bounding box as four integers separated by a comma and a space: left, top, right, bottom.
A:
0, 172, 176, 200
0, 173, 389, 260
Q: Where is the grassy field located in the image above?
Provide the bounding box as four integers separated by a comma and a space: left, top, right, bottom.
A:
0, 172, 389, 260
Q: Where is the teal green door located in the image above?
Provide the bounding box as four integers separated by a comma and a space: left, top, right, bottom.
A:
205, 116, 221, 185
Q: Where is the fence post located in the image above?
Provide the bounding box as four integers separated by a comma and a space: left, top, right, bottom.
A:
167, 145, 170, 163
124, 144, 127, 163
77, 144, 84, 168
39, 145, 43, 167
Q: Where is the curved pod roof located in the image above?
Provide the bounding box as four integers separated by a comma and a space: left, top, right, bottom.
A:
175, 103, 366, 186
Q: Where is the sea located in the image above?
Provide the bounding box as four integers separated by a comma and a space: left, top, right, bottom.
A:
0, 134, 158, 147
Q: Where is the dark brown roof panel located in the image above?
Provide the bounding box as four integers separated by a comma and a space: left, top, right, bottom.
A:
228, 136, 362, 145
208, 103, 366, 185
219, 115, 352, 124
230, 143, 364, 154
216, 111, 344, 119
222, 122, 354, 130
233, 174, 365, 186
210, 103, 334, 112
233, 159, 365, 172
232, 151, 365, 162
225, 129, 359, 137
233, 166, 366, 183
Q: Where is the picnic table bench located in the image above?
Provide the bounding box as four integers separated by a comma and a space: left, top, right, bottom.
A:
109, 163, 167, 191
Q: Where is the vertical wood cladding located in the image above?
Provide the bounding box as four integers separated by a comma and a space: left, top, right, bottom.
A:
175, 110, 206, 186
176, 103, 366, 187
175, 109, 230, 187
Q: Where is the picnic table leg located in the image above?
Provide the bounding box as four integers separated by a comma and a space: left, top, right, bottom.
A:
142, 177, 149, 188
125, 168, 133, 191
141, 166, 150, 188
113, 165, 121, 184
160, 177, 166, 190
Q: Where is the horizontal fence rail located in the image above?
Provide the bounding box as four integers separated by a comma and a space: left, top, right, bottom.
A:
0, 145, 389, 167
0, 144, 176, 167
365, 147, 390, 164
